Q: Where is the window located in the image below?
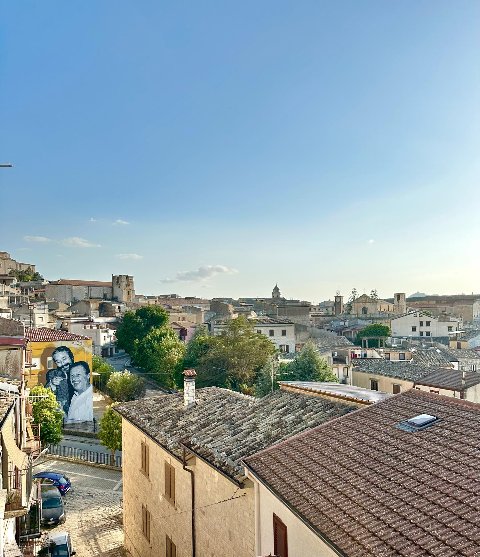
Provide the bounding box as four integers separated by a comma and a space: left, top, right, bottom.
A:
343, 366, 349, 377
256, 330, 261, 334
411, 326, 417, 332
370, 379, 379, 391
399, 353, 405, 361
141, 441, 149, 477
273, 514, 288, 557
457, 342, 462, 349
420, 321, 423, 327
362, 306, 368, 315
448, 326, 453, 332
430, 389, 439, 395
426, 321, 431, 326
166, 536, 177, 557
269, 330, 274, 337
141, 504, 151, 542
425, 331, 431, 337
281, 329, 287, 336
393, 384, 401, 394
420, 332, 424, 337
385, 353, 390, 360
164, 462, 175, 505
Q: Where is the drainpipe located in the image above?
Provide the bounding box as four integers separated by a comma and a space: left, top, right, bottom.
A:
183, 447, 196, 557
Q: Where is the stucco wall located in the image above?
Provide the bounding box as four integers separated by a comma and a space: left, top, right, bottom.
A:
352, 370, 413, 395
252, 478, 341, 557
414, 383, 480, 403
122, 419, 255, 557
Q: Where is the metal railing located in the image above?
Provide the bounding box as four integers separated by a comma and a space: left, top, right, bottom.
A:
47, 444, 122, 468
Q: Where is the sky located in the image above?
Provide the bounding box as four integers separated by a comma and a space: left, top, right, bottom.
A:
1, 1, 479, 302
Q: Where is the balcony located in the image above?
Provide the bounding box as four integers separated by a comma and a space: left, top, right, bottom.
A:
23, 423, 41, 457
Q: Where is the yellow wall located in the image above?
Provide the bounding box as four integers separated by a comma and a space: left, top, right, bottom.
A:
27, 339, 93, 387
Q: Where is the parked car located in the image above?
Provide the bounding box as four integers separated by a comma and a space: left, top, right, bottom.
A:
34, 472, 71, 495
43, 531, 76, 556
41, 485, 66, 526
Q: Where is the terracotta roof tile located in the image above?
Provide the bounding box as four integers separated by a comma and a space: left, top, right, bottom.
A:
244, 390, 480, 557
25, 327, 90, 342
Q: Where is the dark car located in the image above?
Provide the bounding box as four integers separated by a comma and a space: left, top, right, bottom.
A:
46, 531, 76, 556
41, 486, 66, 526
34, 472, 71, 495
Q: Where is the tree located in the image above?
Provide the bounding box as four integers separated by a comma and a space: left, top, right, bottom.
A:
345, 287, 358, 315
115, 306, 185, 387
92, 355, 116, 392
355, 323, 391, 347
134, 328, 186, 388
255, 359, 279, 397
283, 341, 337, 382
106, 371, 146, 402
116, 306, 169, 358
98, 405, 122, 465
190, 317, 277, 392
8, 267, 43, 282
30, 386, 63, 445
370, 289, 378, 300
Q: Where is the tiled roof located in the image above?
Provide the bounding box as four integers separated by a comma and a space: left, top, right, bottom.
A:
415, 369, 480, 391
352, 359, 437, 381
245, 390, 480, 557
49, 279, 112, 287
410, 348, 453, 367
438, 346, 480, 362
315, 331, 353, 351
25, 328, 90, 342
115, 387, 355, 482
279, 382, 390, 404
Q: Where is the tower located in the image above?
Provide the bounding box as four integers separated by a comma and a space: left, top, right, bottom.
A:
394, 293, 406, 314
112, 275, 135, 303
272, 284, 281, 299
334, 294, 344, 316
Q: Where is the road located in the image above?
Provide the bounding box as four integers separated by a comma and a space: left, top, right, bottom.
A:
34, 458, 127, 557
106, 353, 171, 397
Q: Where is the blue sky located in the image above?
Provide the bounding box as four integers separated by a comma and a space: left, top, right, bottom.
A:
1, 1, 479, 301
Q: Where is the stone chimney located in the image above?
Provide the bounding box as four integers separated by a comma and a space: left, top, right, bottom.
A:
183, 369, 197, 407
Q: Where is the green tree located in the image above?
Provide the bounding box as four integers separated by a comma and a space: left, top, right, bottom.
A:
92, 355, 116, 392
345, 287, 358, 315
193, 317, 276, 392
355, 323, 391, 347
30, 386, 63, 445
282, 342, 337, 382
98, 405, 122, 465
106, 371, 146, 402
135, 328, 186, 388
9, 267, 43, 282
116, 306, 169, 358
115, 306, 185, 387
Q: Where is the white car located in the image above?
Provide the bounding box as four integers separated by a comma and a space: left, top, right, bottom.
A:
45, 531, 76, 556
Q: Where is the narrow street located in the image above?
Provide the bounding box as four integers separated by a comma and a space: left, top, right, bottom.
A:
34, 458, 126, 557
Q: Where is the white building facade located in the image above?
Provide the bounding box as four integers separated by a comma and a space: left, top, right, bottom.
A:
390, 312, 461, 339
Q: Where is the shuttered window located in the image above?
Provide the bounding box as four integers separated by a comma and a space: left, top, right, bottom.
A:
273, 514, 288, 557
166, 535, 177, 557
141, 504, 151, 542
141, 441, 149, 477
164, 462, 176, 505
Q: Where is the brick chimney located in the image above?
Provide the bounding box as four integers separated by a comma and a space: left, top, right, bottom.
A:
183, 369, 197, 407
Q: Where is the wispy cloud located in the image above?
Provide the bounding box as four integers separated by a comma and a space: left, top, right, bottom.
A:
368, 239, 375, 244
114, 219, 130, 225
24, 235, 51, 243
160, 265, 237, 283
62, 237, 101, 248
116, 253, 143, 260
89, 217, 97, 223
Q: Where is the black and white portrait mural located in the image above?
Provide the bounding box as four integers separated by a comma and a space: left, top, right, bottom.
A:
45, 346, 93, 422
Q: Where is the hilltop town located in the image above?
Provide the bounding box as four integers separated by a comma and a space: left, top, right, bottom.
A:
1, 248, 480, 556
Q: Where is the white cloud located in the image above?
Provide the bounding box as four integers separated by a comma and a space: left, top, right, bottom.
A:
89, 217, 97, 223
368, 239, 375, 244
160, 265, 237, 283
114, 219, 130, 225
62, 237, 101, 248
116, 253, 143, 260
24, 235, 51, 243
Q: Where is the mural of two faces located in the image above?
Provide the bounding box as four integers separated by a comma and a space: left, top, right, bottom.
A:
45, 346, 93, 423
